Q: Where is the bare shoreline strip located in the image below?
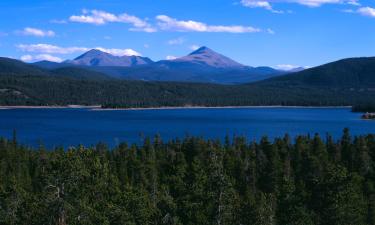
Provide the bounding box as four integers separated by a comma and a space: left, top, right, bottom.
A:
93, 105, 353, 111
0, 105, 101, 110
0, 105, 353, 111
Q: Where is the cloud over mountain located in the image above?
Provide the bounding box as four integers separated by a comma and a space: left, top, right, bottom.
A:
69, 9, 157, 32
156, 15, 261, 33
21, 54, 62, 62
16, 44, 141, 56
17, 44, 88, 54
67, 9, 267, 34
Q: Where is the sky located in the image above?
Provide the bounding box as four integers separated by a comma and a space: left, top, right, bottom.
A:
1, 0, 375, 69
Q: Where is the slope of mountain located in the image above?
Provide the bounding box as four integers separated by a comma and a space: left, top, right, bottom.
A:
287, 67, 306, 73
83, 47, 284, 84
172, 46, 245, 68
32, 60, 69, 69
261, 57, 375, 87
0, 57, 50, 77
84, 63, 284, 84
51, 67, 111, 80
0, 57, 110, 80
66, 49, 153, 67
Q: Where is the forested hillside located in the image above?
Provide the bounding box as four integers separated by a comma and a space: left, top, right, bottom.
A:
353, 104, 375, 113
0, 57, 49, 77
1, 74, 374, 107
1, 57, 375, 107
262, 57, 375, 87
1, 130, 375, 224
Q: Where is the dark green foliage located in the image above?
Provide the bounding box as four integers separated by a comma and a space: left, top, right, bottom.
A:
264, 57, 375, 87
352, 104, 375, 113
1, 57, 375, 107
0, 74, 375, 107
0, 131, 375, 224
50, 67, 111, 80
0, 57, 50, 78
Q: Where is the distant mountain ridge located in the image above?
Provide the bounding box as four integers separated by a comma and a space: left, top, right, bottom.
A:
66, 46, 247, 69
20, 54, 375, 88
32, 46, 286, 84
0, 57, 49, 77
66, 49, 153, 67
0, 57, 110, 80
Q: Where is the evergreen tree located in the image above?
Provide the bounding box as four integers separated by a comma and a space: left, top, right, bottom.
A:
0, 132, 374, 224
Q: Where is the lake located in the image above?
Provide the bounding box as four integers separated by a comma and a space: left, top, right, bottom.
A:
0, 107, 374, 148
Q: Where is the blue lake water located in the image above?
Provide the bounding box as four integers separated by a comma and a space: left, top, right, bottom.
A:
0, 107, 374, 148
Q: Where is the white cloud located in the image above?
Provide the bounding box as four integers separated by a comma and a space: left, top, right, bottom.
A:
358, 7, 375, 17
20, 55, 33, 61
69, 9, 157, 32
344, 6, 375, 18
70, 15, 105, 24
166, 55, 178, 60
95, 47, 141, 56
189, 45, 200, 51
274, 64, 308, 70
20, 54, 63, 63
240, 0, 284, 13
16, 43, 141, 56
291, 0, 358, 7
168, 37, 185, 45
241, 0, 360, 11
156, 15, 261, 33
70, 10, 266, 34
241, 0, 273, 10
19, 27, 55, 37
17, 44, 88, 54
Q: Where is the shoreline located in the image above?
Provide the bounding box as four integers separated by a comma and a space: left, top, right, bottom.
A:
93, 105, 353, 111
0, 105, 101, 110
0, 105, 353, 111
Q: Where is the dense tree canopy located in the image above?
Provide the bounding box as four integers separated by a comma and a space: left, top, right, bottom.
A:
1, 130, 375, 224
1, 75, 375, 108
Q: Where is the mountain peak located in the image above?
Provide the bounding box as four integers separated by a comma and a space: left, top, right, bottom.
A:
69, 49, 153, 67
74, 49, 108, 60
87, 49, 104, 54
189, 46, 212, 55
176, 46, 244, 69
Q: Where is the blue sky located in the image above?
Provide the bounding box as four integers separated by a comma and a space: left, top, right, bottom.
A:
1, 0, 375, 69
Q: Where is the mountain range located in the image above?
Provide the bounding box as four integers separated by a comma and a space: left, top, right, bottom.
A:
65, 49, 153, 67
33, 46, 287, 84
2, 48, 374, 89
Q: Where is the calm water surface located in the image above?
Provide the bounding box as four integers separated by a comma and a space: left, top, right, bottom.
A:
0, 107, 373, 148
